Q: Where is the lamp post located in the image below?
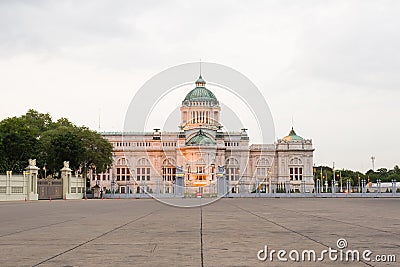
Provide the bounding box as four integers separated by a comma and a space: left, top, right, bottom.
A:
332, 162, 335, 192
336, 173, 339, 192
43, 163, 47, 179
361, 179, 366, 194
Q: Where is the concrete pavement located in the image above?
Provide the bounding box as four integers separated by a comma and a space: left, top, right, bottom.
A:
0, 198, 399, 266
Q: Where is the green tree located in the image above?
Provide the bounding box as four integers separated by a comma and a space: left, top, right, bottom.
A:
0, 110, 112, 177
21, 109, 52, 134
39, 126, 85, 174
0, 117, 38, 172
79, 127, 113, 173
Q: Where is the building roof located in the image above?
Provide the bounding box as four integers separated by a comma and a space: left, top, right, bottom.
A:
183, 75, 218, 102
282, 127, 304, 141
186, 129, 216, 146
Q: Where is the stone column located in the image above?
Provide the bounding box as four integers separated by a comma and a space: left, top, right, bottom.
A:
175, 166, 184, 197
25, 159, 39, 200
217, 166, 227, 197
61, 161, 72, 199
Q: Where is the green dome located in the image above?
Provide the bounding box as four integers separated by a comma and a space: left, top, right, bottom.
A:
184, 87, 217, 102
183, 75, 218, 102
283, 127, 303, 141
186, 130, 215, 146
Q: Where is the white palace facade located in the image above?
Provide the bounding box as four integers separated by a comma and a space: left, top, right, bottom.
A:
91, 76, 315, 195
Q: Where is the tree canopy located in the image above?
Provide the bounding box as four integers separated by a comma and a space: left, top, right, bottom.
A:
314, 165, 400, 185
0, 109, 112, 176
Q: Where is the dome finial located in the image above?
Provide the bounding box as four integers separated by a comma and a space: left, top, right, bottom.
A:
199, 58, 202, 76
195, 63, 206, 88
291, 115, 294, 130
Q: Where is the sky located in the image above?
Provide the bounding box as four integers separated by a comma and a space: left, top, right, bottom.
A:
0, 0, 399, 172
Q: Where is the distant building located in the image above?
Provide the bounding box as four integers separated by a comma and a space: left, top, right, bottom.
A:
91, 76, 315, 195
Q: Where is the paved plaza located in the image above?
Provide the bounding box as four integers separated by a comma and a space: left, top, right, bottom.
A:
0, 198, 399, 266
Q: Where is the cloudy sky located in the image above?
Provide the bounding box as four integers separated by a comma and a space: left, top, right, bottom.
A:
0, 0, 399, 172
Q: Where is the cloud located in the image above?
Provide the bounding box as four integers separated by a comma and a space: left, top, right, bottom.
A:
0, 0, 399, 171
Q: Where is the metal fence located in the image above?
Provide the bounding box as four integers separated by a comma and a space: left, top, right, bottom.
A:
101, 179, 399, 199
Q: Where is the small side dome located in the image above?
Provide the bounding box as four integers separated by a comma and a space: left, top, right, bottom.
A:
282, 127, 303, 141
186, 129, 215, 146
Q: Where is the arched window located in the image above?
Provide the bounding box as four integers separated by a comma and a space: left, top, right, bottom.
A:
226, 158, 239, 165
290, 157, 302, 165
116, 158, 130, 182
226, 158, 239, 181
137, 158, 151, 182
256, 157, 270, 177
289, 157, 303, 181
162, 158, 176, 182
257, 158, 269, 166
195, 158, 206, 181
116, 157, 128, 166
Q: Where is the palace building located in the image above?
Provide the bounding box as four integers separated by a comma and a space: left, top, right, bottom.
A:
91, 76, 315, 195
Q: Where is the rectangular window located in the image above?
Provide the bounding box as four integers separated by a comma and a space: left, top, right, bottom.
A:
289, 167, 303, 181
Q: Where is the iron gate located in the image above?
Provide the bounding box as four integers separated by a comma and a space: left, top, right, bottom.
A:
38, 178, 63, 200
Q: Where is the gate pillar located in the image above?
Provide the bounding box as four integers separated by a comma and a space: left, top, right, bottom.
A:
26, 159, 39, 200
61, 161, 72, 199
